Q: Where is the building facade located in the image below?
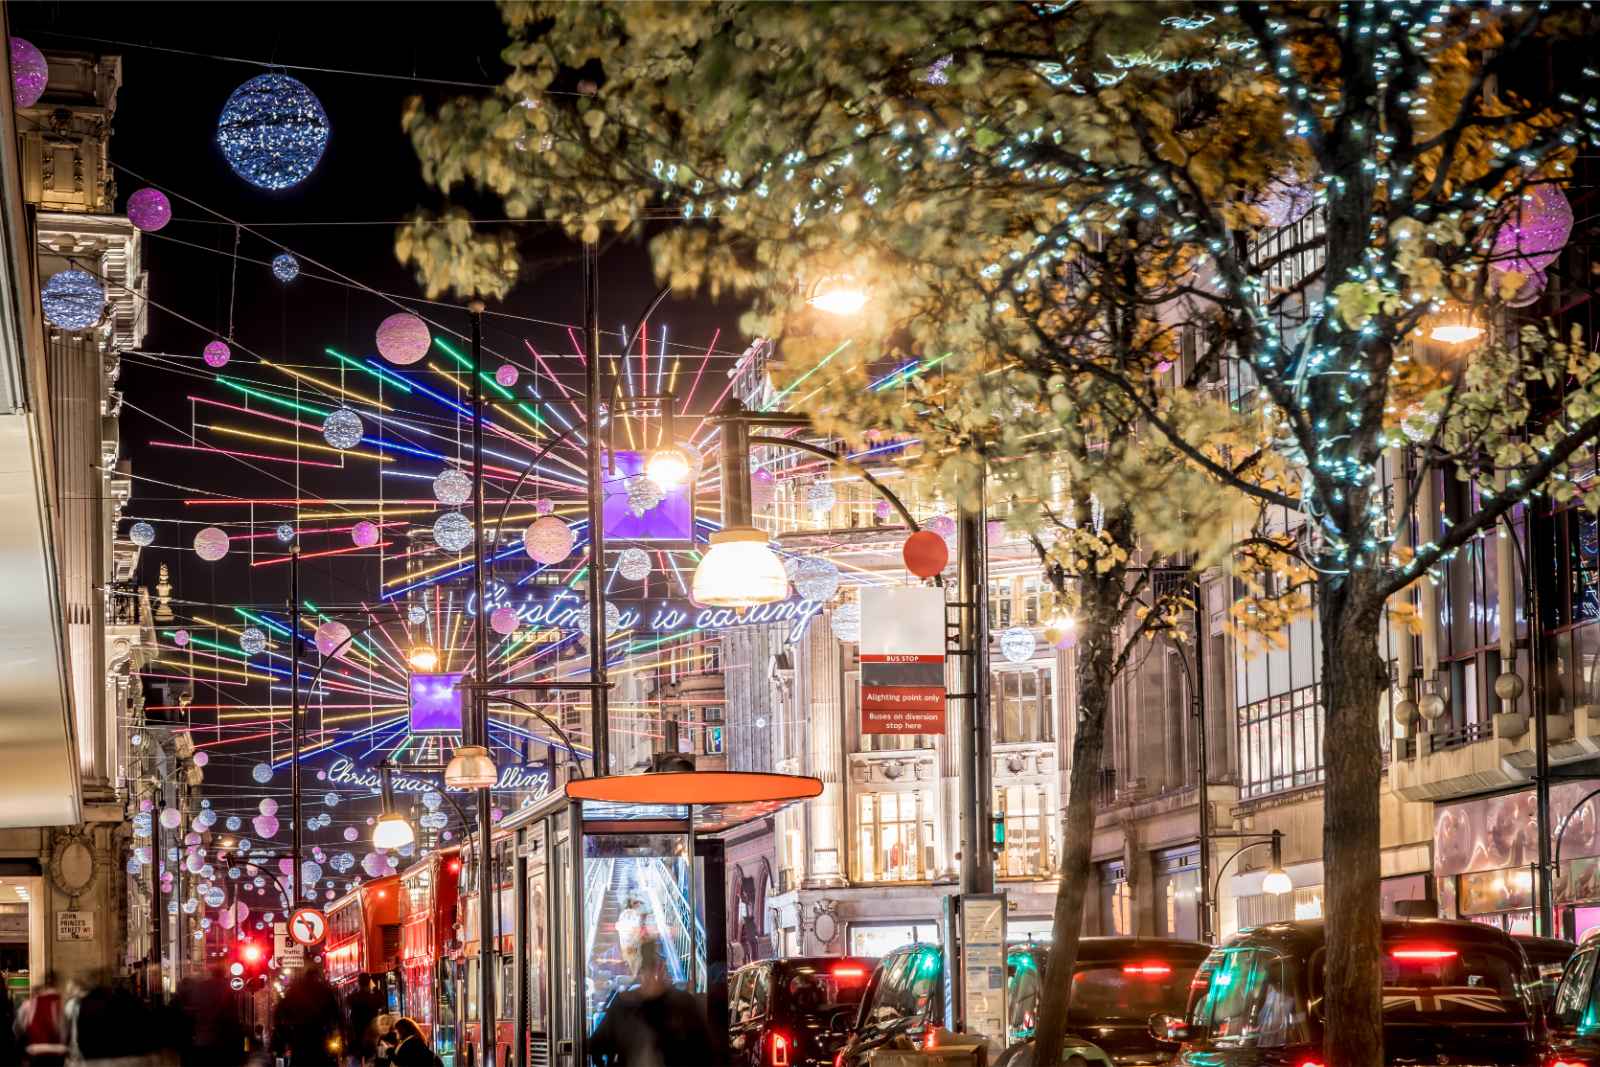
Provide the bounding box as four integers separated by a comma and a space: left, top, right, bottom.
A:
0, 34, 157, 987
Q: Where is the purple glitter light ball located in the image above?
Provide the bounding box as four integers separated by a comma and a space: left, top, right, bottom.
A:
127, 188, 172, 232
203, 341, 231, 368
10, 38, 47, 109
495, 363, 519, 388
351, 520, 380, 548
375, 312, 431, 365
1491, 183, 1573, 276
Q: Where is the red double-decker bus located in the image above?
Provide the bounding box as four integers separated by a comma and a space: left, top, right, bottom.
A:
457, 828, 516, 1067
324, 875, 402, 1000
396, 847, 463, 1060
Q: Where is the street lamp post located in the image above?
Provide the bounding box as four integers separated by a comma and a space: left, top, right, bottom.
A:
1205, 829, 1293, 934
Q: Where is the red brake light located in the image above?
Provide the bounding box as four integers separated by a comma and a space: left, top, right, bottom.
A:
923, 1024, 938, 1050
832, 965, 867, 980
1550, 1060, 1591, 1067
768, 1031, 790, 1067
1390, 948, 1458, 961
1296, 1061, 1326, 1067
241, 941, 263, 963
449, 860, 462, 873
1123, 962, 1173, 977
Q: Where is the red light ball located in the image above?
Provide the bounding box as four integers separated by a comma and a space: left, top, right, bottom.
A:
903, 530, 949, 578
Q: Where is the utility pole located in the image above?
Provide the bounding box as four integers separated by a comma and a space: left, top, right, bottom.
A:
583, 243, 610, 775
1190, 575, 1212, 942
470, 301, 499, 1067
957, 485, 993, 894
289, 545, 302, 910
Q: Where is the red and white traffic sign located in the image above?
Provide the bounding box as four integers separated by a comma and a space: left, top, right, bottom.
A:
289, 907, 326, 946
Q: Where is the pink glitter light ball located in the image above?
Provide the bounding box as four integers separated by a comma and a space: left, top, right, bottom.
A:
127, 188, 172, 232
10, 38, 47, 109
375, 312, 431, 365
490, 606, 520, 635
495, 363, 519, 388
173, 629, 190, 647
194, 526, 230, 561
203, 340, 231, 368
351, 520, 380, 548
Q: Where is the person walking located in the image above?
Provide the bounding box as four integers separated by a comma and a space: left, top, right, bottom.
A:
273, 965, 345, 1067
174, 965, 245, 1067
14, 973, 66, 1067
589, 940, 714, 1067
344, 975, 385, 1067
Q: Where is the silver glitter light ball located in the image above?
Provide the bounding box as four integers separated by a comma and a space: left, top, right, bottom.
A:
41, 269, 104, 331
272, 253, 300, 282
215, 73, 329, 191
433, 511, 474, 553
239, 626, 267, 656
791, 556, 841, 602
617, 547, 652, 581
999, 626, 1037, 664
322, 407, 364, 449
433, 468, 472, 506
129, 521, 156, 547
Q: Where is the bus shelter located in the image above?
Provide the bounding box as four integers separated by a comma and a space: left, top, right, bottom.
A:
497, 771, 821, 1067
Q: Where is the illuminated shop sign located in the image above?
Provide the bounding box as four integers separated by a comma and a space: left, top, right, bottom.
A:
465, 581, 824, 642
324, 756, 552, 799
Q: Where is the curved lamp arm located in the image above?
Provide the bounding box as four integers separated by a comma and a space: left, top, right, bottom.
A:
747, 434, 920, 532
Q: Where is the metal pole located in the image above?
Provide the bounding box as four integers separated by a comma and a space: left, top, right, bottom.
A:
153, 799, 164, 998
1528, 511, 1555, 936
470, 301, 499, 1067
290, 545, 301, 909
957, 484, 993, 894
1192, 578, 1213, 942
583, 243, 610, 775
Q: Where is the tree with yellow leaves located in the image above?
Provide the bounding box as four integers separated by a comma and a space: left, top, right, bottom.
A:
400, 4, 1600, 1065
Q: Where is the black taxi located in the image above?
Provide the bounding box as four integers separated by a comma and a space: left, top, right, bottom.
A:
1160, 919, 1542, 1067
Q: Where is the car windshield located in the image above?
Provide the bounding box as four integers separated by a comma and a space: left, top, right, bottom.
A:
1378, 942, 1529, 1024
784, 965, 872, 1018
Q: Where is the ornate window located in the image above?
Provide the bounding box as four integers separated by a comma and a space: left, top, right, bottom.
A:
855, 790, 934, 883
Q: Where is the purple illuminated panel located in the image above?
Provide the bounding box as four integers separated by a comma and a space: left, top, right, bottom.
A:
409, 672, 465, 734
602, 450, 694, 541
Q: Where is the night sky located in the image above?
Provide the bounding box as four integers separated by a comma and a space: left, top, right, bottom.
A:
9, 2, 751, 898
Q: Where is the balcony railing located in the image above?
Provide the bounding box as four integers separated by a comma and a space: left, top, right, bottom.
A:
1432, 720, 1493, 751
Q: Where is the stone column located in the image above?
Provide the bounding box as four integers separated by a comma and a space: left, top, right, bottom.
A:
803, 622, 846, 886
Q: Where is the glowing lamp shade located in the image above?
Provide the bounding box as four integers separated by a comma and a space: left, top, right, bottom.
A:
372, 813, 414, 850
692, 526, 787, 607
444, 744, 498, 790
41, 269, 104, 331
216, 73, 329, 191
1262, 867, 1294, 896
809, 277, 868, 315
375, 312, 432, 365
1429, 323, 1484, 345
645, 445, 694, 492
10, 38, 48, 108
127, 188, 172, 232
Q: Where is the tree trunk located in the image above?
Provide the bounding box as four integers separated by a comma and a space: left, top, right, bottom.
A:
1318, 578, 1388, 1067
1032, 570, 1121, 1067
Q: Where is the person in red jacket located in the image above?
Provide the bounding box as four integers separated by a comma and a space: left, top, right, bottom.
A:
14, 973, 66, 1067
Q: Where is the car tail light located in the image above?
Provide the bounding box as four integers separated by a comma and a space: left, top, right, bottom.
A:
1123, 962, 1173, 977
832, 1053, 845, 1067
923, 1023, 939, 1050
1390, 947, 1459, 961
768, 1031, 790, 1067
832, 964, 868, 980
1296, 1061, 1325, 1067
1550, 1060, 1591, 1067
